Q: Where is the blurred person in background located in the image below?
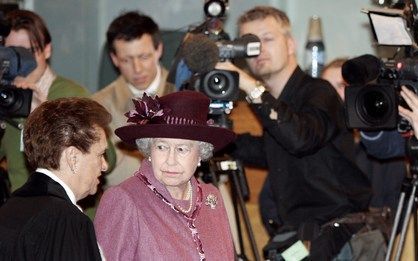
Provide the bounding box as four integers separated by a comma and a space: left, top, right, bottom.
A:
93, 11, 175, 188
0, 10, 92, 192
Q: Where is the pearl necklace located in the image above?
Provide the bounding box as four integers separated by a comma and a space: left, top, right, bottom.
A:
177, 181, 193, 213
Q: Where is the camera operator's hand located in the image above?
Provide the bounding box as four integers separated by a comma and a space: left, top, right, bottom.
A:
399, 86, 418, 139
215, 61, 263, 98
13, 77, 48, 112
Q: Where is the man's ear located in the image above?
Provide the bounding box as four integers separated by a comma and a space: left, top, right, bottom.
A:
155, 42, 163, 61
63, 146, 80, 174
287, 36, 297, 56
43, 43, 52, 59
110, 52, 120, 68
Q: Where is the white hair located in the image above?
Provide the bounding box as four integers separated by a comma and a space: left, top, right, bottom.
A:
135, 137, 214, 161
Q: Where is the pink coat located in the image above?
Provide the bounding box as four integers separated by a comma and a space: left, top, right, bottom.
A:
94, 160, 235, 260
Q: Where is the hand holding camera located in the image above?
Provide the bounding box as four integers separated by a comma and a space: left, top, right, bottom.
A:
399, 85, 418, 138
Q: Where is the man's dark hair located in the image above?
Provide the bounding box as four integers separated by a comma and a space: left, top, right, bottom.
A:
5, 9, 51, 53
106, 11, 161, 54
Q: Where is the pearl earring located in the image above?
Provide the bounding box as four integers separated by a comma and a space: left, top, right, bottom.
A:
197, 161, 201, 167
148, 156, 151, 162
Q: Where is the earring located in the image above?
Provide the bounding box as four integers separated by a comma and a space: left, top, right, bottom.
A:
197, 157, 202, 167
148, 156, 152, 162
70, 165, 77, 174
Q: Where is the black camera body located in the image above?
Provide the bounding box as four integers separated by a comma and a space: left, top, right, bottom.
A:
0, 84, 32, 117
0, 46, 36, 118
182, 0, 260, 105
344, 56, 418, 132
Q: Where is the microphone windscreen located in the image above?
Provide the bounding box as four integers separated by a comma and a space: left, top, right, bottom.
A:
342, 54, 382, 85
181, 33, 219, 74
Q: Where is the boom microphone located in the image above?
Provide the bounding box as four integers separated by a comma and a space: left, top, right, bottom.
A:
217, 33, 261, 60
342, 54, 382, 85
181, 33, 261, 74
182, 33, 219, 74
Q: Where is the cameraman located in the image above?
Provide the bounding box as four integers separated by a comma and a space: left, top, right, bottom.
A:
0, 10, 91, 192
216, 6, 371, 259
361, 86, 416, 158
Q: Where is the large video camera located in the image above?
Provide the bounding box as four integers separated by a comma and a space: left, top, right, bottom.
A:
0, 46, 35, 118
344, 54, 418, 132
180, 0, 261, 116
183, 33, 260, 105
344, 1, 418, 132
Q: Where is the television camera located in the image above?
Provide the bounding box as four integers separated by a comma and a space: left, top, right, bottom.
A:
344, 53, 418, 132
344, 0, 418, 133
178, 0, 261, 119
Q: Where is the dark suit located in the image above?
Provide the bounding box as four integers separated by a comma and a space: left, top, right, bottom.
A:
0, 172, 101, 261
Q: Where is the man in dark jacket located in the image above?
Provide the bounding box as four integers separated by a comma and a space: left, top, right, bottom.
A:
217, 6, 371, 258
0, 98, 111, 260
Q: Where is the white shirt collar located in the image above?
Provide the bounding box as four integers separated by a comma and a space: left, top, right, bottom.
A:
36, 168, 82, 212
128, 65, 161, 97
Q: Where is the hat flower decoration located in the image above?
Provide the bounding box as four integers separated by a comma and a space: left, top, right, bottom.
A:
125, 94, 170, 125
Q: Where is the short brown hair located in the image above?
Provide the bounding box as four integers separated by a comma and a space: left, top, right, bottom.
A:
24, 97, 111, 170
5, 9, 52, 53
238, 6, 291, 36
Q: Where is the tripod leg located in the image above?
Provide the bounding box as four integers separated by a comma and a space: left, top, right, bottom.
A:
386, 191, 406, 261
206, 161, 243, 255
395, 182, 417, 261
231, 169, 261, 261
218, 181, 242, 255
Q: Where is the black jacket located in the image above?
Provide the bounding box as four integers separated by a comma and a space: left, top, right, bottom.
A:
234, 67, 371, 228
0, 172, 102, 261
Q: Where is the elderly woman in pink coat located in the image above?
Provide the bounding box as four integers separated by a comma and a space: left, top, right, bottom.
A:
94, 91, 236, 260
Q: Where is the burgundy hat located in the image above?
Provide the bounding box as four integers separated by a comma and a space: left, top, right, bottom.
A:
115, 91, 236, 151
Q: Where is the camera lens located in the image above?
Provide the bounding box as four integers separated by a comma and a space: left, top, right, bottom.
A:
0, 86, 32, 117
201, 70, 236, 100
357, 88, 392, 125
0, 88, 18, 108
208, 73, 228, 94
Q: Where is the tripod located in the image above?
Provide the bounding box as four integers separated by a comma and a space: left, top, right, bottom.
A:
205, 158, 261, 261
385, 136, 418, 261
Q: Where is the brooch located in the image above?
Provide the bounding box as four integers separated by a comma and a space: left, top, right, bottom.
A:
205, 194, 218, 209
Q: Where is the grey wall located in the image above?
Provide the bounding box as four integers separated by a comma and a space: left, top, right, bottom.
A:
31, 0, 377, 92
